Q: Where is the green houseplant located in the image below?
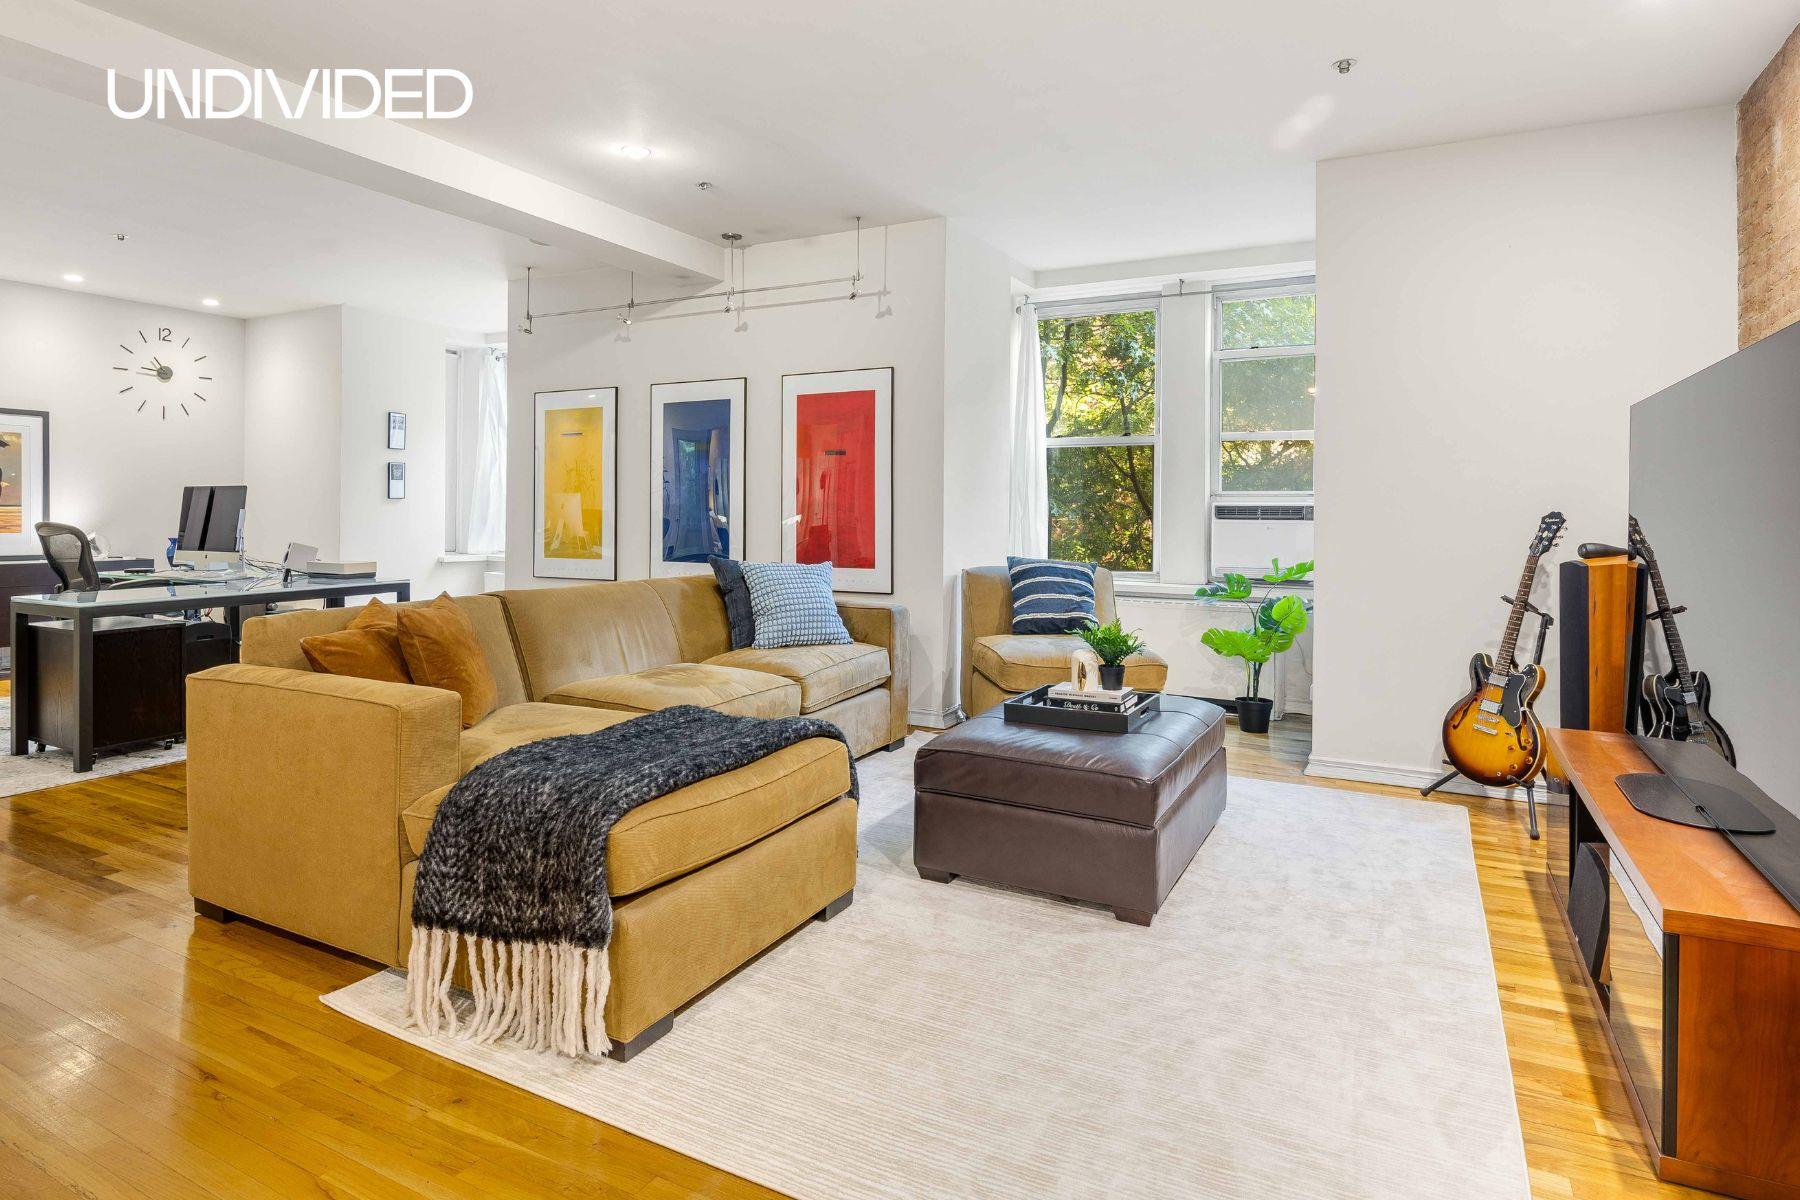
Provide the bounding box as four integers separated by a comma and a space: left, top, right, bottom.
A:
1075, 618, 1147, 691
1197, 559, 1314, 733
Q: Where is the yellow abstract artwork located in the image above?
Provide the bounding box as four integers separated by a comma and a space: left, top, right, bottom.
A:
542, 406, 606, 559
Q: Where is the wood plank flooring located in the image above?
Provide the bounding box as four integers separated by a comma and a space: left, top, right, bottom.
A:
0, 709, 1708, 1199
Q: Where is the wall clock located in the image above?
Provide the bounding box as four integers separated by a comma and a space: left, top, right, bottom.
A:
114, 324, 215, 420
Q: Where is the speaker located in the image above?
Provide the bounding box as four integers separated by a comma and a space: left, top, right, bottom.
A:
1558, 556, 1647, 733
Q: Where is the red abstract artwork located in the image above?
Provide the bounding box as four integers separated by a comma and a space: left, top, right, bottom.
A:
794, 388, 877, 569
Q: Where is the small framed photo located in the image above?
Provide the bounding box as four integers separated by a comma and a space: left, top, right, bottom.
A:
387, 461, 406, 499
387, 411, 407, 450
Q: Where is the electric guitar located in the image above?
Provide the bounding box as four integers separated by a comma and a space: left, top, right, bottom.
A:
1627, 516, 1736, 765
1441, 511, 1566, 788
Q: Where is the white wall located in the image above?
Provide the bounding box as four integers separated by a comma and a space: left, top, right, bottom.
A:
244, 306, 341, 559
0, 278, 245, 557
505, 218, 1018, 721
1309, 108, 1739, 792
941, 221, 1022, 714
339, 307, 487, 598
243, 304, 488, 597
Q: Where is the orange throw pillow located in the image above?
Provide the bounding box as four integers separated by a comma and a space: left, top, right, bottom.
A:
396, 593, 499, 728
299, 601, 412, 684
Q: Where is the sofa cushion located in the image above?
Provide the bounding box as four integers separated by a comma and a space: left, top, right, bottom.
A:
1006, 555, 1098, 634
706, 643, 889, 713
545, 663, 799, 719
972, 634, 1168, 694
239, 594, 530, 707
456, 701, 632, 775
646, 574, 733, 664
401, 736, 852, 896
709, 556, 756, 649
740, 561, 851, 649
398, 594, 500, 728
298, 601, 410, 683
499, 581, 681, 700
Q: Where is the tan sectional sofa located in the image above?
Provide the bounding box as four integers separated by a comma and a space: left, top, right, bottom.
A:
186, 573, 908, 1058
960, 564, 1168, 717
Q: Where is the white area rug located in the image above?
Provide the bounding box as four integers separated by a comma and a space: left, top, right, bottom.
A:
0, 706, 183, 797
324, 737, 1530, 1200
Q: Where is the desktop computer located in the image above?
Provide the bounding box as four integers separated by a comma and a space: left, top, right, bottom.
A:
175, 485, 247, 570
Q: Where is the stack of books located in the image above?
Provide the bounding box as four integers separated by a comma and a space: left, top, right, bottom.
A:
1046, 682, 1142, 713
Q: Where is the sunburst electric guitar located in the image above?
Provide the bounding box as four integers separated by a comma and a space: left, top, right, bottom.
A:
1441, 511, 1566, 789
1627, 516, 1735, 765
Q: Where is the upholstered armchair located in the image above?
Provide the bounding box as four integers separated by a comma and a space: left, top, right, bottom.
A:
959, 565, 1168, 717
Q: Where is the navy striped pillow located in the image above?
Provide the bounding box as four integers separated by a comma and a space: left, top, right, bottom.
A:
1007, 556, 1097, 634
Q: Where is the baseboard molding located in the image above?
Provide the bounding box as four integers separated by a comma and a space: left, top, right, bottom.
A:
908, 705, 961, 730
1303, 754, 1567, 805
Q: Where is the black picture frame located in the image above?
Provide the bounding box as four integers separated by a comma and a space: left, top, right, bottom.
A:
387, 461, 406, 500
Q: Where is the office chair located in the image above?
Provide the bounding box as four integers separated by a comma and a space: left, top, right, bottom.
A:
34, 522, 168, 594
35, 522, 106, 592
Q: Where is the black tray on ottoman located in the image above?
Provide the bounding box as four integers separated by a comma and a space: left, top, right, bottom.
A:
913, 696, 1228, 925
1003, 684, 1161, 734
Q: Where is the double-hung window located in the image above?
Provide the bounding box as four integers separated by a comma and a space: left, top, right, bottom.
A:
1038, 302, 1159, 574
1210, 283, 1315, 576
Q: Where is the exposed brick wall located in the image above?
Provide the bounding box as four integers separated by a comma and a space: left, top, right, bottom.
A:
1740, 23, 1800, 347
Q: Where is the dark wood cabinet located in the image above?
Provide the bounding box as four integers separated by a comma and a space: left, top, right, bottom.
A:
23, 617, 186, 752
1547, 730, 1800, 1200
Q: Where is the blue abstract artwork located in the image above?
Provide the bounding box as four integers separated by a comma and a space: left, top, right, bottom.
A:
659, 396, 733, 562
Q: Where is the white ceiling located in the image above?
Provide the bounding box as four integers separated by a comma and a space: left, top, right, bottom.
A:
75, 0, 1800, 271
1, 0, 1794, 327
0, 74, 588, 329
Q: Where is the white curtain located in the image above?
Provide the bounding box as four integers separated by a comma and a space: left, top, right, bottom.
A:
449, 348, 507, 555
1008, 301, 1049, 556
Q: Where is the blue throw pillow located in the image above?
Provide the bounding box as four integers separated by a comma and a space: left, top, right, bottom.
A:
741, 561, 852, 649
1007, 555, 1098, 634
708, 556, 756, 650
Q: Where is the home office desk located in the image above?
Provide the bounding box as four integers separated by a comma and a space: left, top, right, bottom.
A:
9, 576, 411, 772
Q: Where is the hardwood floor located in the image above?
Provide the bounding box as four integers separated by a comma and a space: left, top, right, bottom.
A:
0, 709, 1708, 1199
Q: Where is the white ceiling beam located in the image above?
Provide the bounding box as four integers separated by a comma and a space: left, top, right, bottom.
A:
0, 0, 728, 283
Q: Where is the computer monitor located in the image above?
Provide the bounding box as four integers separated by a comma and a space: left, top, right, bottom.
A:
175, 485, 247, 569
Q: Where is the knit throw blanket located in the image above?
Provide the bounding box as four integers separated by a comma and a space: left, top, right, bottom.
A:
406, 705, 857, 1058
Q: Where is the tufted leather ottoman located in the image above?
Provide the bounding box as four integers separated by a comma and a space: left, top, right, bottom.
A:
912, 696, 1227, 925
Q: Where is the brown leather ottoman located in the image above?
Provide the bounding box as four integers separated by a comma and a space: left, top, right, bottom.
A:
912, 696, 1227, 925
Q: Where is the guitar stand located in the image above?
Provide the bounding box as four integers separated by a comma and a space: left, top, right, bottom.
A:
1419, 595, 1555, 840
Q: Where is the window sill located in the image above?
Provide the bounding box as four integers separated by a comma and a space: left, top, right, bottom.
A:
438, 552, 504, 566
1115, 580, 1312, 603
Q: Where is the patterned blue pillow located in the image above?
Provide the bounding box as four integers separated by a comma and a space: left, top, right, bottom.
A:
741, 561, 852, 649
1007, 556, 1098, 634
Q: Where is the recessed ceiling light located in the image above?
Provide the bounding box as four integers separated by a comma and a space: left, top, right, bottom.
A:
201, 297, 220, 307
615, 144, 653, 160
62, 273, 84, 283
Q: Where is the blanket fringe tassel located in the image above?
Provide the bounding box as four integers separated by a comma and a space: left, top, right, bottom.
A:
405, 926, 612, 1058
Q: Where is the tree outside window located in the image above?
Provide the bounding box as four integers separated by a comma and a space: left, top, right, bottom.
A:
1039, 307, 1157, 572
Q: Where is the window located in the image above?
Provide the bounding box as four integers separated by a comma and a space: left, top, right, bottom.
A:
445, 345, 508, 555
1039, 304, 1158, 573
1213, 286, 1314, 495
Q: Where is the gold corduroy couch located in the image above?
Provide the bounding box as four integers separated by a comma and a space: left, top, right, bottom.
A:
960, 564, 1168, 717
186, 573, 909, 1057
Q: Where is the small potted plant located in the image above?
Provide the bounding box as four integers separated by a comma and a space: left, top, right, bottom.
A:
1075, 618, 1148, 692
1197, 559, 1314, 734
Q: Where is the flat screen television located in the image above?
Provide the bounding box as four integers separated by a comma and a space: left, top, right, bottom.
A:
1629, 320, 1800, 817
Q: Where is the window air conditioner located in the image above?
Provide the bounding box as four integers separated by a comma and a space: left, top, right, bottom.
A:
1209, 503, 1315, 578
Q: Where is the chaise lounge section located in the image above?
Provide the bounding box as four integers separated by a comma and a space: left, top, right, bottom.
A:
186, 574, 908, 1057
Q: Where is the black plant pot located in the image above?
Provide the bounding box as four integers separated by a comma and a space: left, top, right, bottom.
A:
1235, 696, 1274, 734
1098, 664, 1126, 691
